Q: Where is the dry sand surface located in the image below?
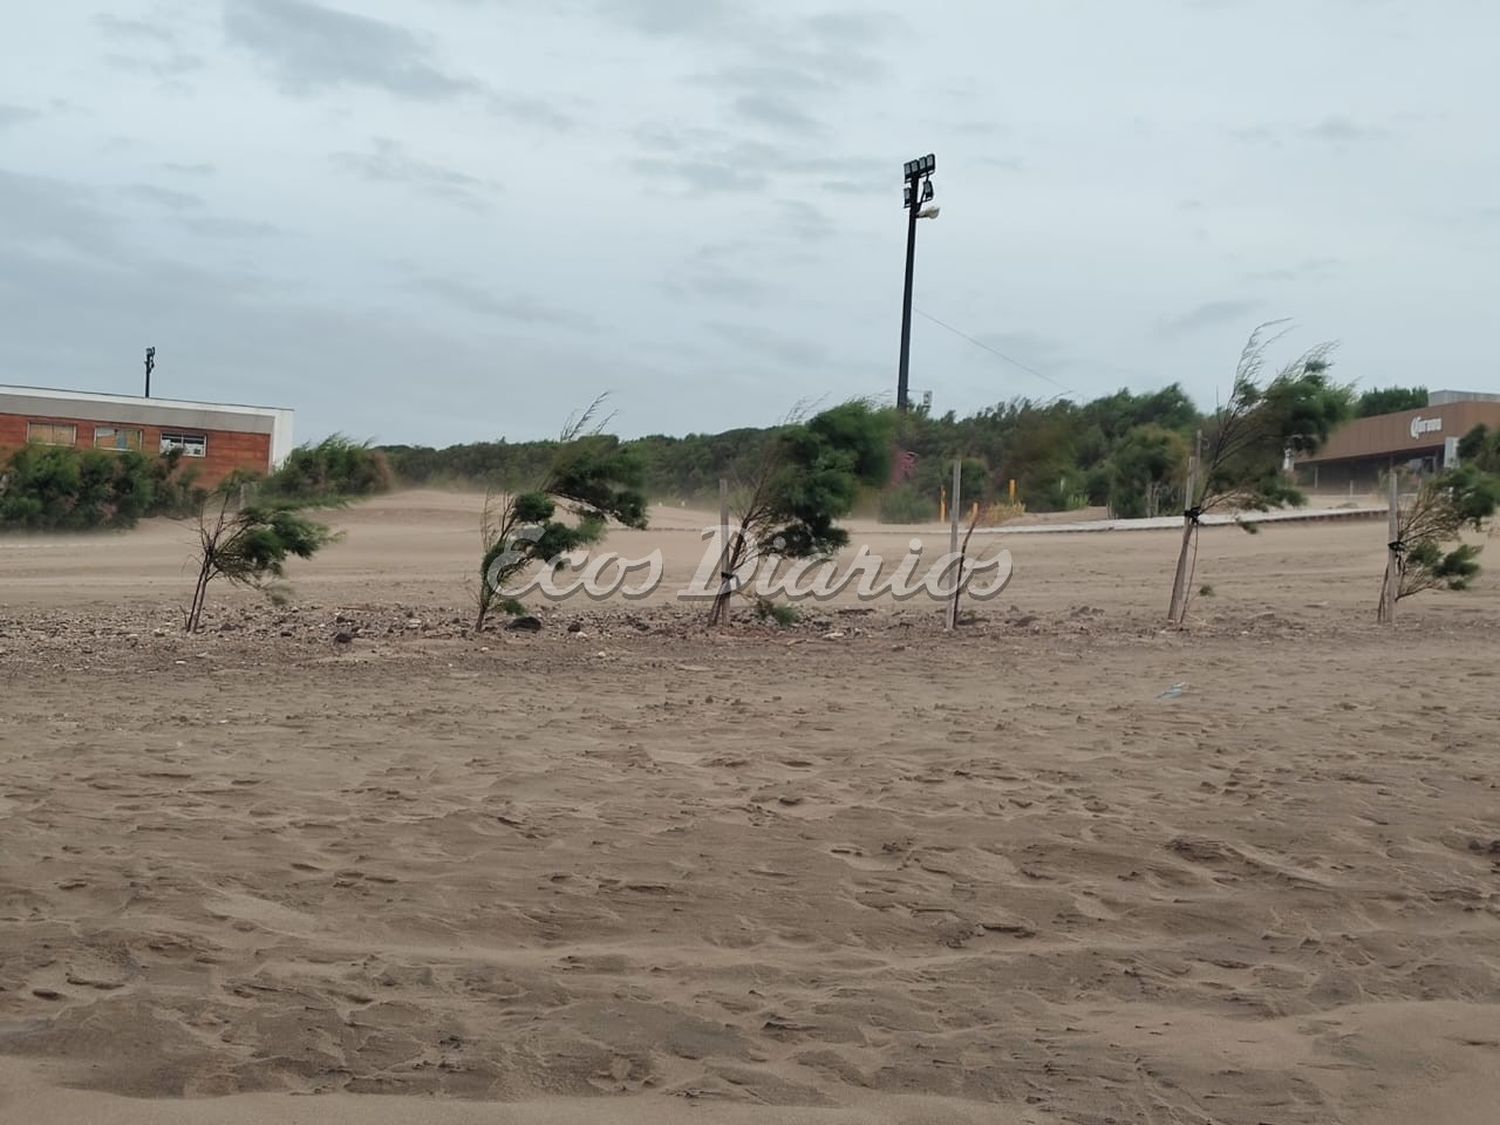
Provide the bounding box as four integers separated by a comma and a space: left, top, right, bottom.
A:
3, 490, 1500, 1124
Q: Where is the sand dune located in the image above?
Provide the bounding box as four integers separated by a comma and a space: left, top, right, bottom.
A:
2, 491, 1499, 1122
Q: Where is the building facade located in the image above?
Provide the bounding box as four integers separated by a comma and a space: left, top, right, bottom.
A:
0, 386, 294, 488
1295, 392, 1500, 494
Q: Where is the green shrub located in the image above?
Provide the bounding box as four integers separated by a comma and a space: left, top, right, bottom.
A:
263, 435, 392, 502
879, 484, 936, 524
0, 444, 204, 531
754, 598, 801, 627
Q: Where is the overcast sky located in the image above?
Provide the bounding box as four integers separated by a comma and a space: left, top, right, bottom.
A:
2, 1, 1496, 446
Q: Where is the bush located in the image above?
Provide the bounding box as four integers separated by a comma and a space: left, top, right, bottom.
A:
263, 435, 392, 502
0, 444, 204, 531
879, 484, 936, 524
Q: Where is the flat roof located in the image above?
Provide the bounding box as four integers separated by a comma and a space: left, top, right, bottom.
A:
0, 384, 291, 415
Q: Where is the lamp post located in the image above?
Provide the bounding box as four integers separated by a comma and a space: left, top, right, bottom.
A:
144, 347, 156, 398
897, 153, 938, 412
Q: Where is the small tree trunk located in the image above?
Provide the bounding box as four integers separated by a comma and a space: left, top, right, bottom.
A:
1378, 471, 1400, 624
186, 558, 211, 632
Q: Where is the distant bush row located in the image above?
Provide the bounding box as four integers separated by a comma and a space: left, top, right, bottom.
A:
0, 435, 392, 532
0, 446, 205, 530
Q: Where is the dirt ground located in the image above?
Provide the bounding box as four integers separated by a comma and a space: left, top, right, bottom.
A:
3, 492, 1499, 1124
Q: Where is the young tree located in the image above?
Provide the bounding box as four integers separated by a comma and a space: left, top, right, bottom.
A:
185, 484, 335, 632
474, 398, 648, 631
1167, 325, 1350, 626
710, 401, 893, 625
1378, 464, 1500, 622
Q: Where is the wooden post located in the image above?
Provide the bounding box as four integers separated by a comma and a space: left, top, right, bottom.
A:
945, 459, 961, 631
1378, 471, 1400, 623
1167, 440, 1200, 626
714, 478, 730, 626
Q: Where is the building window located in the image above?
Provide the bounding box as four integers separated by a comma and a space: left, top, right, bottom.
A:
160, 432, 208, 458
27, 422, 77, 446
94, 426, 144, 452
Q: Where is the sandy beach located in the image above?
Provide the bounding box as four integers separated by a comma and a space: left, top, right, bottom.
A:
3, 492, 1499, 1123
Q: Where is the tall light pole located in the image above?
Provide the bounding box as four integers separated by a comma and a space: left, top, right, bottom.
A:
144, 347, 156, 398
897, 153, 937, 412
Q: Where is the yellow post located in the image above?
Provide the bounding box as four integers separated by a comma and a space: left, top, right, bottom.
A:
939, 486, 947, 523
1009, 478, 1017, 503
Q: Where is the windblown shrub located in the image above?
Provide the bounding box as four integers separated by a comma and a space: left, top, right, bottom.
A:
263, 435, 392, 502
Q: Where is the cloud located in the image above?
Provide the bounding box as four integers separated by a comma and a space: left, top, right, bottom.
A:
1227, 125, 1276, 145
161, 161, 217, 177
595, 0, 741, 39
93, 13, 177, 45
0, 104, 41, 130
804, 10, 893, 47
629, 155, 768, 194
331, 138, 498, 209
1229, 117, 1388, 147
123, 183, 206, 211
979, 155, 1024, 173
104, 50, 205, 78
730, 93, 825, 136
1304, 115, 1386, 144
224, 0, 474, 99
974, 330, 1075, 373
179, 216, 282, 239
630, 134, 883, 196
665, 246, 769, 304
94, 12, 204, 80
0, 169, 125, 259
1243, 257, 1341, 284
407, 275, 591, 328
488, 93, 577, 132
706, 319, 826, 366
1157, 299, 1263, 338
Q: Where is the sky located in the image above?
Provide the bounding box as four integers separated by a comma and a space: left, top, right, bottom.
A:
1, 0, 1497, 447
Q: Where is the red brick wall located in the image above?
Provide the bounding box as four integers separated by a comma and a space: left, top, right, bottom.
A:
0, 411, 272, 488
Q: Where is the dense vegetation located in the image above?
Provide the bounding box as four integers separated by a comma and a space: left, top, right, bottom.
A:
0, 445, 204, 530
384, 384, 1226, 519
0, 435, 391, 531
259, 435, 393, 502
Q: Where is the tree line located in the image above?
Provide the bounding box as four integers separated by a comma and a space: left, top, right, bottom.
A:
383, 382, 1255, 520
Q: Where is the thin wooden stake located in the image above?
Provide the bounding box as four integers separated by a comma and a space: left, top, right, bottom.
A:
715, 477, 730, 626
946, 459, 961, 631
1168, 445, 1200, 626
1378, 471, 1400, 623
